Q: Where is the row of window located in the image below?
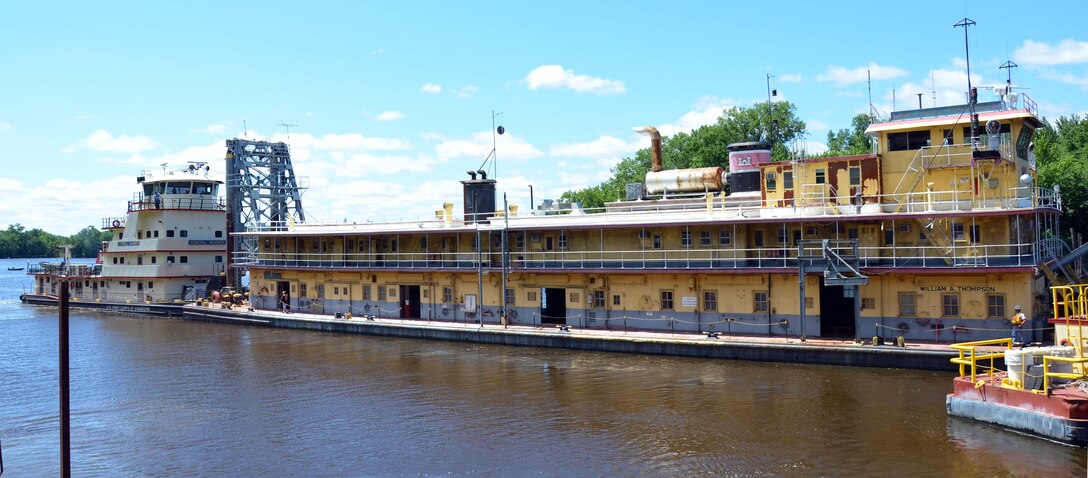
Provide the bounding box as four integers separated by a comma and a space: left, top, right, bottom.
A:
766, 167, 861, 191
111, 255, 223, 265
123, 229, 224, 240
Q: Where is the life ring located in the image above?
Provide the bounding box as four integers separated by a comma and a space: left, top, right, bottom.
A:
112, 220, 121, 228
260, 286, 269, 294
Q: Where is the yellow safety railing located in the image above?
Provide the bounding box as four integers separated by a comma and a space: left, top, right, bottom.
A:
1042, 355, 1088, 394
950, 338, 1013, 383
1052, 284, 1088, 358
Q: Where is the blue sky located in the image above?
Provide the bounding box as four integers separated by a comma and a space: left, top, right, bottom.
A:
1, 1, 1086, 235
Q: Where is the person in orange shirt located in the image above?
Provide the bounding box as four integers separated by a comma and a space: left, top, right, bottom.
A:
1010, 305, 1026, 347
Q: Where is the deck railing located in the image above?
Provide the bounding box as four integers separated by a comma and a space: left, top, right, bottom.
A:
234, 240, 1042, 271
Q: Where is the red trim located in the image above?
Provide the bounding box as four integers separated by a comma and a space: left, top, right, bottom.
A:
951, 375, 1088, 420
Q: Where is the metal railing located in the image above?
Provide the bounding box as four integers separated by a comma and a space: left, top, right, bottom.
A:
128, 196, 225, 212
950, 337, 1013, 383
234, 240, 1043, 271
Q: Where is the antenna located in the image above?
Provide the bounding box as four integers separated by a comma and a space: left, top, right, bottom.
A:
243, 120, 248, 139
277, 120, 298, 144
999, 60, 1018, 87
478, 111, 505, 179
955, 17, 978, 150
867, 69, 876, 122
766, 73, 776, 105
931, 68, 937, 105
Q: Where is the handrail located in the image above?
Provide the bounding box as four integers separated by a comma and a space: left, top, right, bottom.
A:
1042, 355, 1088, 394
950, 338, 1013, 382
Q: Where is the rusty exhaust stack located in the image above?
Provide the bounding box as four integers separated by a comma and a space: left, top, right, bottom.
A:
634, 126, 663, 172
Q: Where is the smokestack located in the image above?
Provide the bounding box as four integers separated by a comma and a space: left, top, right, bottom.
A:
634, 126, 663, 172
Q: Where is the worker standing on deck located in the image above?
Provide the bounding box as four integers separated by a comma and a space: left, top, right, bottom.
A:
280, 290, 290, 313
1010, 305, 1026, 347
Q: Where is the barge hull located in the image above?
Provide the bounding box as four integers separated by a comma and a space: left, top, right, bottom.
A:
20, 293, 185, 317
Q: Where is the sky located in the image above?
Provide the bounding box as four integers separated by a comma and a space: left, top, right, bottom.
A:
1, 1, 1086, 235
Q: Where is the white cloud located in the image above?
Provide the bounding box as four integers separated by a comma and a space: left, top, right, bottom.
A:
59, 145, 77, 154
657, 97, 742, 137
368, 48, 385, 56
434, 131, 542, 163
523, 65, 626, 95
289, 132, 412, 152
1040, 70, 1088, 91
807, 119, 830, 131
73, 114, 94, 121
779, 73, 803, 83
0, 122, 10, 134
0, 175, 135, 235
420, 132, 446, 141
817, 63, 908, 86
375, 111, 405, 121
420, 82, 442, 94
803, 141, 829, 156
454, 85, 478, 98
0, 177, 22, 190
1014, 39, 1088, 66
82, 129, 158, 153
197, 123, 229, 135
549, 136, 642, 158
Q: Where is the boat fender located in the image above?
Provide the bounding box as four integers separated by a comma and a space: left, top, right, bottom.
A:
112, 220, 121, 227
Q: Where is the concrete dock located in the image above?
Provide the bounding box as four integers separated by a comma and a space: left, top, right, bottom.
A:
183, 305, 961, 371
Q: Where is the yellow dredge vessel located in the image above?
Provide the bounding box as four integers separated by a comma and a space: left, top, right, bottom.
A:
234, 85, 1086, 346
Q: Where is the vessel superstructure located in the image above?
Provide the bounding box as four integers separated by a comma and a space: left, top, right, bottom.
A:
22, 163, 227, 313
234, 86, 1079, 343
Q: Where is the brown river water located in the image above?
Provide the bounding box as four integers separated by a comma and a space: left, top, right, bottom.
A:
1, 263, 1085, 476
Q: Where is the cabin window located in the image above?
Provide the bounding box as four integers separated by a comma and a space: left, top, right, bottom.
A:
148, 281, 154, 289
884, 229, 895, 245
700, 230, 712, 247
530, 233, 540, 242
849, 167, 861, 186
952, 223, 966, 241
167, 256, 175, 263
987, 294, 1006, 319
193, 183, 213, 195
1016, 125, 1035, 160
754, 231, 764, 247
568, 291, 579, 304
587, 290, 602, 307
545, 236, 554, 251
361, 285, 370, 300
420, 237, 428, 249
719, 229, 731, 246
899, 292, 916, 316
137, 231, 142, 239
847, 228, 858, 240
471, 236, 478, 251
215, 256, 223, 263
815, 169, 825, 184
558, 232, 567, 250
941, 129, 954, 145
514, 235, 524, 249
793, 230, 801, 246
180, 256, 188, 264
113, 257, 118, 264
180, 230, 188, 238
753, 291, 769, 312
703, 291, 717, 312
119, 257, 125, 264
888, 130, 931, 151
137, 256, 143, 265
151, 256, 157, 264
527, 290, 538, 302
652, 234, 662, 250
492, 234, 502, 248
165, 182, 191, 194
166, 230, 175, 238
783, 171, 793, 189
970, 225, 981, 243
942, 293, 960, 317
215, 230, 223, 238
507, 288, 517, 307
861, 298, 875, 310
660, 290, 674, 310
378, 286, 387, 301
681, 230, 692, 248
442, 287, 453, 303
777, 227, 788, 244
765, 172, 777, 191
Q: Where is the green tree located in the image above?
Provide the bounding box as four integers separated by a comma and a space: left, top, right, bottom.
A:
824, 114, 873, 156
562, 101, 807, 209
1035, 115, 1088, 240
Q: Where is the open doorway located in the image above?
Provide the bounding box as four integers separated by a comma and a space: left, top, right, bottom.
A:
541, 288, 566, 325
819, 277, 856, 338
400, 285, 421, 319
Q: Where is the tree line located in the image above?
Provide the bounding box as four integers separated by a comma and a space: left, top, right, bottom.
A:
0, 224, 111, 259
560, 101, 1087, 243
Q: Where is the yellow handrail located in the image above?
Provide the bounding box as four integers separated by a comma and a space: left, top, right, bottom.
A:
950, 338, 1013, 382
1042, 355, 1088, 394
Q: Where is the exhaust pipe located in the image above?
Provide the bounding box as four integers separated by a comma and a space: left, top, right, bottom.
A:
634, 126, 663, 172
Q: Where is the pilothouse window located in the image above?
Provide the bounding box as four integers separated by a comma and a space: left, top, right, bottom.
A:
193, 183, 213, 195
165, 182, 192, 194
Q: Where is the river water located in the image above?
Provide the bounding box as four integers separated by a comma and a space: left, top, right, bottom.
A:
0, 259, 1084, 476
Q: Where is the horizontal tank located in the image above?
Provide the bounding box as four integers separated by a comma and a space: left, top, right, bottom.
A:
645, 167, 725, 195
